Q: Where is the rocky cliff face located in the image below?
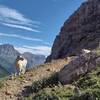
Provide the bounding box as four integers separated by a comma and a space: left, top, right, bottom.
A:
46, 0, 100, 62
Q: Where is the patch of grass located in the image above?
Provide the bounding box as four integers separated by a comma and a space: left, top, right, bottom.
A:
33, 86, 74, 100
70, 92, 96, 100
93, 48, 100, 55
75, 67, 100, 89
71, 67, 100, 100
31, 73, 59, 93
23, 72, 75, 100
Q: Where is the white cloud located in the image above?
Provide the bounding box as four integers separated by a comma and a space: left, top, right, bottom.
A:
0, 5, 41, 32
15, 45, 51, 56
0, 33, 43, 42
0, 5, 27, 22
2, 23, 40, 32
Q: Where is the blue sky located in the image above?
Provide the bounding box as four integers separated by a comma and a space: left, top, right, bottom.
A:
0, 0, 84, 56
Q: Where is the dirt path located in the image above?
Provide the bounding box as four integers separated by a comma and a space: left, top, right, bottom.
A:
0, 59, 70, 100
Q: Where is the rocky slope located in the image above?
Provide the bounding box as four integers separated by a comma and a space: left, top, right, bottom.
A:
46, 0, 100, 62
0, 59, 69, 100
0, 44, 45, 75
0, 53, 100, 100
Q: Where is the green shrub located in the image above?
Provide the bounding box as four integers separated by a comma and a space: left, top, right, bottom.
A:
31, 73, 59, 93
70, 92, 96, 100
33, 86, 74, 100
71, 67, 100, 100
24, 67, 100, 100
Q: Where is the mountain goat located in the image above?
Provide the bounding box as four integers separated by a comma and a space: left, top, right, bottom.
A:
15, 55, 27, 75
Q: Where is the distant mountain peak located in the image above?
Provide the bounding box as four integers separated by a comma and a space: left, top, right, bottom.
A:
0, 44, 14, 50
0, 44, 20, 57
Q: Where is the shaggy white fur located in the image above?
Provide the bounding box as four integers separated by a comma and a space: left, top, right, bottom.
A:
15, 56, 27, 75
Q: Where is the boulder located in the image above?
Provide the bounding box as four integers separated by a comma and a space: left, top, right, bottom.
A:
58, 52, 100, 84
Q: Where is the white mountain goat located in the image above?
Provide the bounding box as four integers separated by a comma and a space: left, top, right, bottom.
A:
15, 55, 27, 75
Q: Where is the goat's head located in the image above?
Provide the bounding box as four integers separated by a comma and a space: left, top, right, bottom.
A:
17, 55, 24, 61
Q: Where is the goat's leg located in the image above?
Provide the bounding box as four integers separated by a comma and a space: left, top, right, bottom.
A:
18, 67, 22, 75
21, 66, 26, 74
15, 67, 19, 76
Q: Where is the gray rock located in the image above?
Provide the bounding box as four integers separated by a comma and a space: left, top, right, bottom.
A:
58, 52, 100, 85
